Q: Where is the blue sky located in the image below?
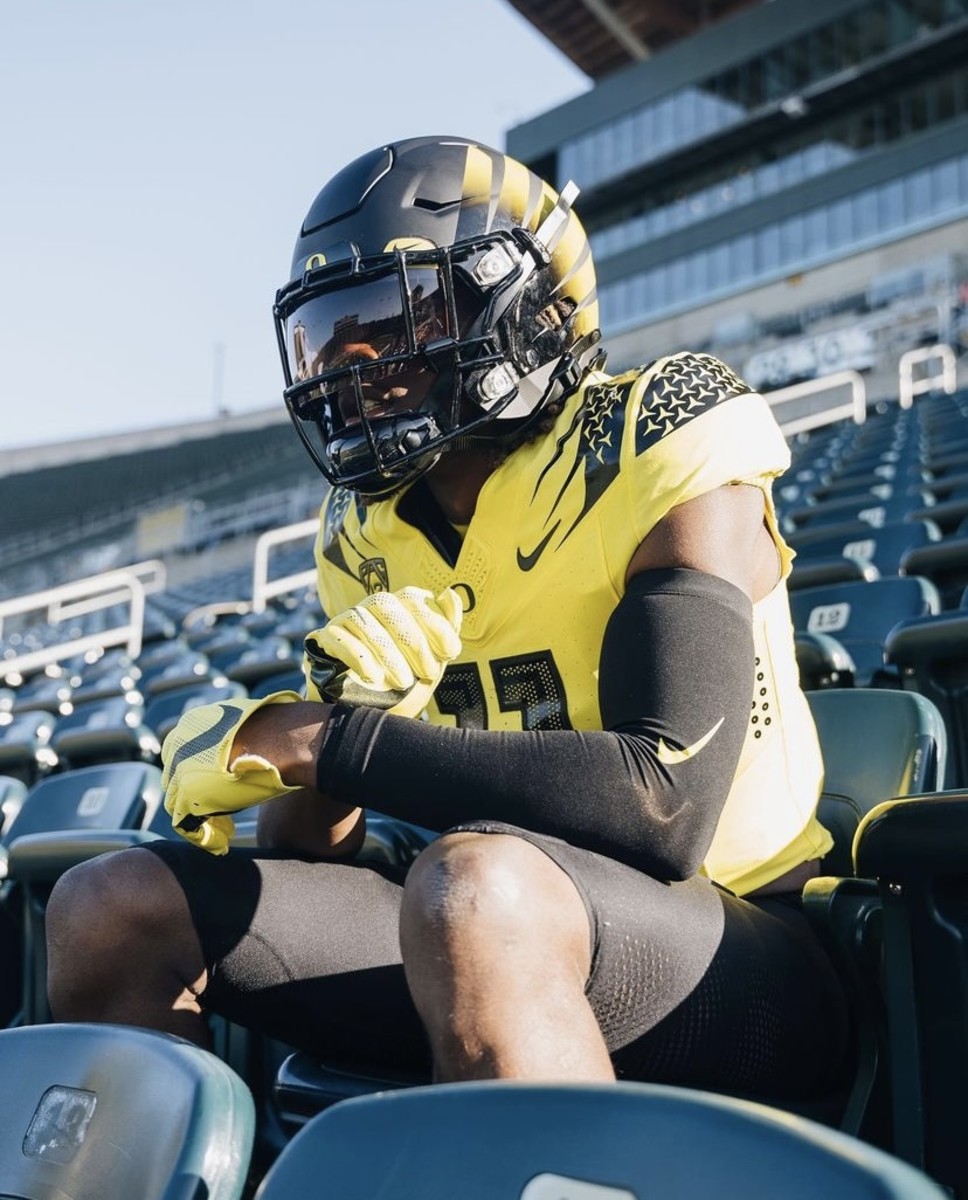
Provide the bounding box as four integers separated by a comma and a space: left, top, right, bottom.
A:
1, 0, 587, 449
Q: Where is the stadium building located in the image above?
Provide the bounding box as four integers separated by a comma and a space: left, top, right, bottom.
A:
505, 0, 968, 394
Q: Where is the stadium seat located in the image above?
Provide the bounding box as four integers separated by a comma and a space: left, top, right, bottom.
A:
884, 609, 968, 788
799, 688, 947, 1155
0, 710, 57, 786
221, 635, 302, 689
255, 1080, 946, 1200
854, 792, 968, 1199
249, 669, 307, 699
9, 673, 72, 718
790, 518, 940, 581
140, 650, 213, 698
49, 694, 161, 769
2, 762, 164, 1024
0, 775, 27, 838
789, 576, 941, 686
0, 1022, 254, 1200
144, 678, 248, 744
65, 658, 141, 708
900, 533, 968, 610
795, 631, 856, 690
806, 688, 946, 878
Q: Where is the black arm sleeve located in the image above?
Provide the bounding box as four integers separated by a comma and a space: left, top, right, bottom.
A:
317, 568, 755, 879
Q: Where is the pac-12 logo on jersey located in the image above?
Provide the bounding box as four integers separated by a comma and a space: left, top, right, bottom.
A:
359, 557, 389, 594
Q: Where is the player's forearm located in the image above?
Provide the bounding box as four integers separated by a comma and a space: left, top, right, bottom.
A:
256, 786, 365, 858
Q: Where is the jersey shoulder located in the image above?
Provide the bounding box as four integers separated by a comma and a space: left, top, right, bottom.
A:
613, 352, 792, 538
627, 352, 756, 455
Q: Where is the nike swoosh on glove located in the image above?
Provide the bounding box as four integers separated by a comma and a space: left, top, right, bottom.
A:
303, 587, 462, 719
162, 691, 303, 855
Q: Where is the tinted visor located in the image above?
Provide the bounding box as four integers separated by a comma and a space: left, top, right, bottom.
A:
285, 266, 450, 385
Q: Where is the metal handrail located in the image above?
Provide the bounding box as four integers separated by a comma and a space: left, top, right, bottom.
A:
251, 518, 320, 613
898, 343, 957, 410
763, 370, 867, 437
0, 560, 166, 678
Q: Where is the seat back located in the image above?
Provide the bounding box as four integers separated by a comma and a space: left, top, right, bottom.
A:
2, 760, 163, 845
790, 576, 941, 686
885, 609, 968, 788
806, 689, 947, 875
855, 792, 968, 1198
0, 1023, 254, 1200
255, 1080, 945, 1200
2, 763, 164, 1025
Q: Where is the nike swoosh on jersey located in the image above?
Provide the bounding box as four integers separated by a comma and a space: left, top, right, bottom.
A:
656, 717, 725, 766
516, 522, 561, 572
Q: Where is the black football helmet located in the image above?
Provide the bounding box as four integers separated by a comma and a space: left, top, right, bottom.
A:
274, 135, 601, 498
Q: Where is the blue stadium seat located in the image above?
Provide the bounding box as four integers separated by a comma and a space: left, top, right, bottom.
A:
256, 1080, 945, 1200
855, 792, 968, 1199
791, 518, 940, 580
884, 609, 968, 788
900, 533, 968, 610
789, 576, 940, 687
0, 1023, 254, 1200
9, 673, 72, 718
2, 762, 164, 1024
795, 632, 857, 690
144, 678, 248, 744
0, 711, 57, 786
49, 694, 161, 769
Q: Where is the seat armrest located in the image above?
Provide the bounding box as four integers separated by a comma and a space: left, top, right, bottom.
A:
855, 791, 968, 879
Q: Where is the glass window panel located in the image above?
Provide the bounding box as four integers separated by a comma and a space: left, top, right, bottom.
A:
788, 35, 812, 89
655, 97, 677, 152
669, 259, 688, 303
906, 168, 932, 216
781, 214, 806, 261
649, 265, 667, 312
709, 244, 730, 290
806, 207, 829, 257
759, 161, 782, 196
853, 190, 880, 238
865, 2, 890, 56
676, 88, 698, 142
758, 225, 781, 272
906, 86, 930, 133
879, 177, 906, 228
633, 105, 653, 161
830, 197, 854, 246
932, 159, 960, 210
732, 233, 756, 279
811, 22, 840, 78
630, 274, 648, 318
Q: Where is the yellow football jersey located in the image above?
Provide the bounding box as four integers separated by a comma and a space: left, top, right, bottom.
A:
312, 351, 832, 895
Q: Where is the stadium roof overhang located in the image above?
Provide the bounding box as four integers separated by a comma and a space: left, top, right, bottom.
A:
504, 0, 761, 79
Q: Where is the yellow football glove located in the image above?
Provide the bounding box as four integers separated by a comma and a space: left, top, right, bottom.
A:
303, 587, 463, 719
161, 690, 303, 855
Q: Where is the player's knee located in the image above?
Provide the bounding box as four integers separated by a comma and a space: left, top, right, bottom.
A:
47, 849, 181, 999
401, 832, 578, 949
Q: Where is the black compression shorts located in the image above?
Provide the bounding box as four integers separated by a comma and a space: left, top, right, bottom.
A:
143, 823, 849, 1098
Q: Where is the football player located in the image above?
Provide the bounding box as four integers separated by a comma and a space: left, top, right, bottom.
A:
48, 136, 848, 1097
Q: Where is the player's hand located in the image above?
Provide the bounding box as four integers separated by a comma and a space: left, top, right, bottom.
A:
161, 691, 303, 855
303, 587, 463, 719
